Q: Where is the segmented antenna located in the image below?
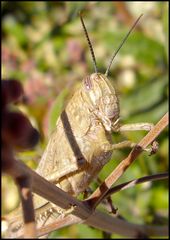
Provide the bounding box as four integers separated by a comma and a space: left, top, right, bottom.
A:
79, 12, 98, 73
105, 14, 143, 77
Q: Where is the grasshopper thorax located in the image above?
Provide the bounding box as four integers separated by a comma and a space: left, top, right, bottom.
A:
82, 73, 120, 132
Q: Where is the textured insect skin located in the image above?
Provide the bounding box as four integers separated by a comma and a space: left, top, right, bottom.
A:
8, 73, 120, 235
35, 73, 119, 205
37, 73, 119, 195
8, 14, 149, 236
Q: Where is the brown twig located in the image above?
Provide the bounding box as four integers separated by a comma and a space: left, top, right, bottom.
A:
10, 157, 168, 238
95, 173, 168, 228
105, 172, 168, 198
37, 206, 168, 238
36, 211, 168, 238
15, 201, 169, 238
85, 112, 168, 208
6, 163, 37, 238
9, 160, 93, 220
16, 177, 36, 238
8, 113, 168, 238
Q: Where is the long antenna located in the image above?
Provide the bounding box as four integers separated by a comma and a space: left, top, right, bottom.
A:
79, 12, 98, 73
105, 14, 143, 77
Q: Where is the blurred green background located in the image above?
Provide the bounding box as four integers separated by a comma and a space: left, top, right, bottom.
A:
2, 2, 168, 238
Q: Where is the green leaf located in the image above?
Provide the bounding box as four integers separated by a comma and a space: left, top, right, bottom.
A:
120, 74, 168, 123
102, 30, 165, 67
77, 224, 102, 238
48, 88, 69, 136
3, 17, 28, 47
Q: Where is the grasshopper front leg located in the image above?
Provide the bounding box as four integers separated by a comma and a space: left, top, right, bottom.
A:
103, 140, 150, 152
119, 122, 158, 154
119, 122, 154, 132
105, 122, 158, 154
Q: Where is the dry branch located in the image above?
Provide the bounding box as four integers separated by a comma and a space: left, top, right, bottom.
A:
37, 210, 168, 238
86, 112, 168, 207
6, 163, 37, 238
11, 157, 168, 238
8, 112, 168, 238
105, 172, 169, 198
15, 176, 36, 238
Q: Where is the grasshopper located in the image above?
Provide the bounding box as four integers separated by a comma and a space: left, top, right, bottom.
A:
8, 13, 156, 236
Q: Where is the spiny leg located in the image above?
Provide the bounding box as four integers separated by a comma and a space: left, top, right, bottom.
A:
110, 140, 136, 150
103, 140, 150, 152
119, 122, 154, 132
121, 122, 158, 153
118, 122, 158, 155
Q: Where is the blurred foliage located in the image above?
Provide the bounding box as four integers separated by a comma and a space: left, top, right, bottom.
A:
2, 1, 168, 238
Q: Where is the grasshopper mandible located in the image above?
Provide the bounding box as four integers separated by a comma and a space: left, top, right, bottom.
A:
9, 13, 156, 235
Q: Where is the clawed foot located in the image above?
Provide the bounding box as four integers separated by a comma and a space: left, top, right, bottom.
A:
144, 141, 159, 156
149, 141, 159, 156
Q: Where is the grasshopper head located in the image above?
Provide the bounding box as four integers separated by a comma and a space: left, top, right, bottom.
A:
80, 13, 142, 131
82, 73, 120, 132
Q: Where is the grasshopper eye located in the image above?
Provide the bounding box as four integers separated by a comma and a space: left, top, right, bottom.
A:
83, 76, 92, 90
94, 74, 101, 82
